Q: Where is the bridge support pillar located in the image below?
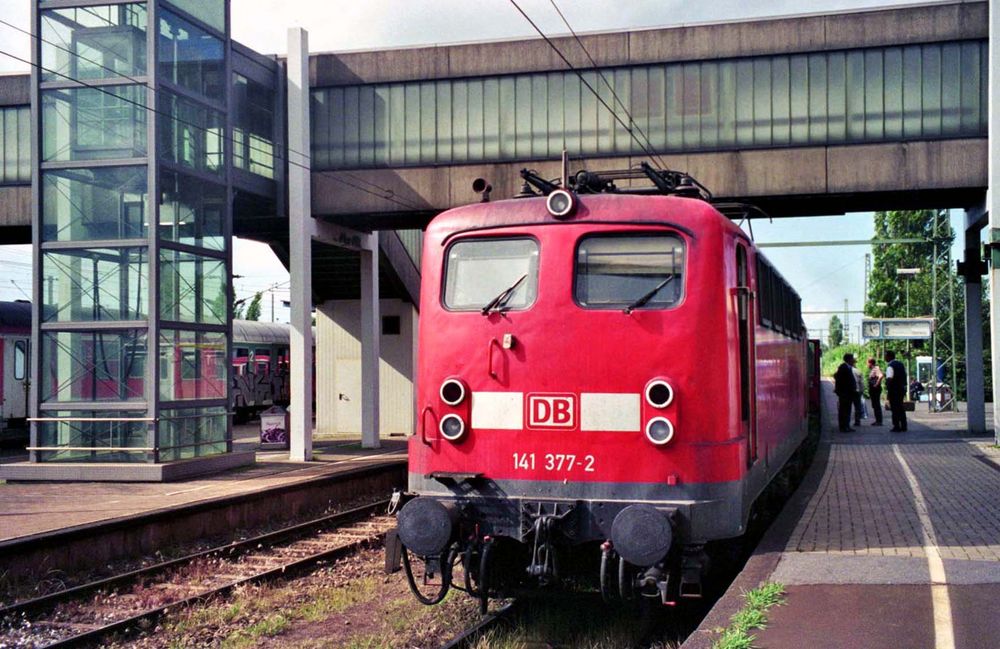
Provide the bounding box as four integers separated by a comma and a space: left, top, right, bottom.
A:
963, 207, 987, 435
361, 237, 382, 449
991, 0, 1000, 440
288, 27, 313, 461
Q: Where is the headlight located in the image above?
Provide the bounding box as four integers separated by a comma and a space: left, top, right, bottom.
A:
645, 417, 674, 445
439, 414, 467, 441
440, 378, 466, 406
645, 380, 674, 408
546, 189, 576, 219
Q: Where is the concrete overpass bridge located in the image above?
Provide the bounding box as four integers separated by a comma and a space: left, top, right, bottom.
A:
0, 0, 993, 477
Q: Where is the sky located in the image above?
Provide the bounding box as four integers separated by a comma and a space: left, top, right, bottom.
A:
0, 0, 971, 337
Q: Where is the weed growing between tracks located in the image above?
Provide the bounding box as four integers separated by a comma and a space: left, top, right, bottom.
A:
111, 546, 481, 649
710, 582, 785, 649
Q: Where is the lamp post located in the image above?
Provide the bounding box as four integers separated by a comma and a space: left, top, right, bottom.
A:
895, 268, 921, 395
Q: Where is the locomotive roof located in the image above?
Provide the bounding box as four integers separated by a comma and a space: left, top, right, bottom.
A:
0, 300, 31, 333
428, 193, 746, 241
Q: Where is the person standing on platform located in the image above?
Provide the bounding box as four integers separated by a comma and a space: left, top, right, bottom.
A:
834, 353, 858, 432
851, 356, 866, 426
885, 350, 908, 432
867, 357, 884, 426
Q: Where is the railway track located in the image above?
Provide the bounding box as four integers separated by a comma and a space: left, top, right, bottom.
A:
0, 499, 395, 648
438, 600, 522, 649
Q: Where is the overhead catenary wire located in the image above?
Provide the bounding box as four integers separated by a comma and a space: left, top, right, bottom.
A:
507, 0, 667, 172
544, 0, 669, 172
0, 23, 424, 212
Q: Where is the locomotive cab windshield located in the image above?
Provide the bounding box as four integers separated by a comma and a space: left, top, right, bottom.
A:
575, 234, 684, 311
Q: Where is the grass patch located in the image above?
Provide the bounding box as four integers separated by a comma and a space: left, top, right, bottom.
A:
711, 582, 785, 649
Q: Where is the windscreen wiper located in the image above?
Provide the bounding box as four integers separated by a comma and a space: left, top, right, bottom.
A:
623, 275, 675, 314
481, 274, 528, 315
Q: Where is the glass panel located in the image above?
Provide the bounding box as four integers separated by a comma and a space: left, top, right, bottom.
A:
451, 81, 468, 163
483, 78, 500, 159
374, 85, 390, 165
159, 170, 225, 250
14, 341, 26, 381
42, 248, 147, 322
41, 330, 147, 402
922, 44, 942, 136
808, 53, 828, 142
444, 238, 539, 311
436, 82, 452, 163
827, 52, 847, 142
563, 72, 581, 155
531, 74, 548, 158
468, 79, 485, 160
752, 59, 771, 145
771, 57, 790, 145
328, 87, 345, 168
681, 63, 702, 149
789, 55, 808, 144
36, 411, 148, 463
419, 82, 436, 163
883, 48, 903, 139
158, 8, 224, 99
902, 46, 922, 137
940, 43, 961, 135
159, 329, 228, 401
159, 406, 227, 461
960, 42, 981, 134
575, 235, 684, 310
717, 62, 736, 147
515, 75, 532, 158
343, 85, 360, 167
164, 0, 225, 33
42, 85, 147, 161
547, 72, 564, 156
310, 89, 330, 169
733, 61, 753, 146
160, 249, 227, 324
699, 62, 719, 149
159, 91, 224, 174
846, 51, 865, 141
581, 71, 599, 153
359, 85, 376, 166
42, 166, 147, 242
389, 84, 405, 165
233, 73, 275, 178
41, 4, 147, 82
864, 49, 884, 140
594, 70, 614, 153
613, 69, 631, 153
404, 84, 420, 164
1, 107, 30, 184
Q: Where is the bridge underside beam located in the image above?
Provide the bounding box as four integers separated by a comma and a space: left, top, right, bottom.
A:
311, 139, 988, 225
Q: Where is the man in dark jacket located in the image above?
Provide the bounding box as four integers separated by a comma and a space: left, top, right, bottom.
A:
885, 350, 908, 432
834, 353, 858, 432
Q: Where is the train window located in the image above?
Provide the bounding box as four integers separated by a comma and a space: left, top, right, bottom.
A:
574, 234, 684, 309
443, 238, 539, 311
14, 341, 26, 381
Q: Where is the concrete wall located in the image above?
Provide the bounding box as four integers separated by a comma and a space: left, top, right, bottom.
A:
315, 298, 417, 435
0, 186, 30, 238
311, 2, 986, 85
312, 138, 989, 219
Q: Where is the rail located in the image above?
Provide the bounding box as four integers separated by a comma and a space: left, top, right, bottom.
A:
0, 499, 393, 648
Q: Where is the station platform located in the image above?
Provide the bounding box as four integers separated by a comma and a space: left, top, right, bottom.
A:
0, 428, 408, 588
0, 428, 407, 542
686, 382, 1000, 649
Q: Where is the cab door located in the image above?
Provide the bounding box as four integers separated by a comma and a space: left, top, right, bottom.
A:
735, 244, 757, 466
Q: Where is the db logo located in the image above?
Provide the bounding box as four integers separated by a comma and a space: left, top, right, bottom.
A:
527, 394, 577, 429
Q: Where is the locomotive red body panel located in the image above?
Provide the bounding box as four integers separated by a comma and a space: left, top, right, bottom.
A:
398, 191, 810, 605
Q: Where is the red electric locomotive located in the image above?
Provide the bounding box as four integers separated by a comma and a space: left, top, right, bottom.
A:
396, 166, 810, 610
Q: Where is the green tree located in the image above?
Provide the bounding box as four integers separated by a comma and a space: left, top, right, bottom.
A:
865, 210, 968, 397
828, 314, 844, 348
245, 291, 264, 321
